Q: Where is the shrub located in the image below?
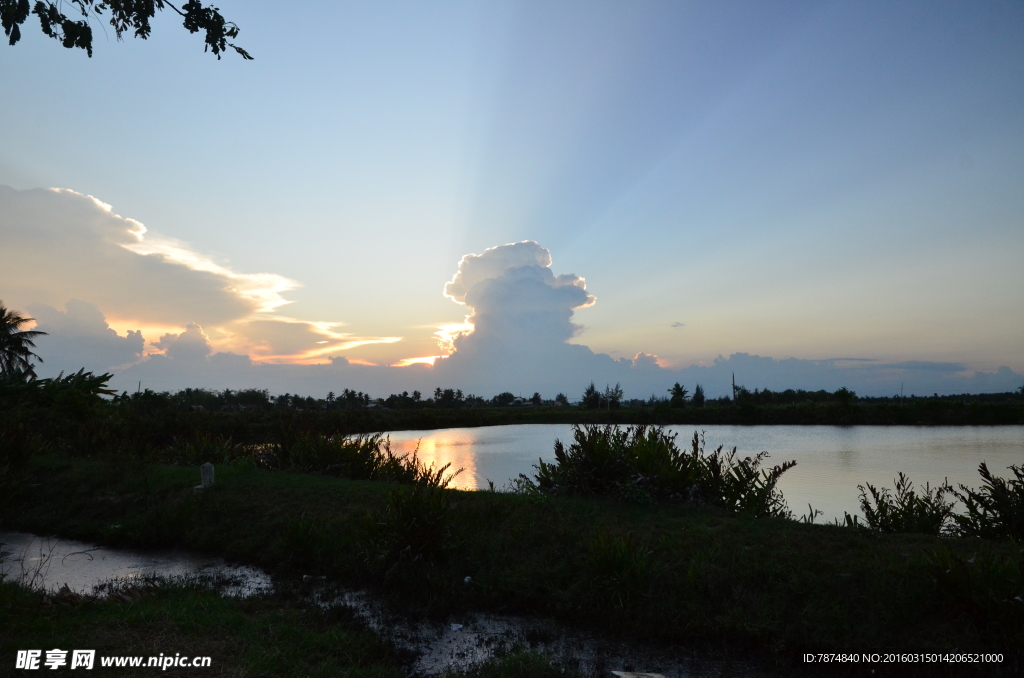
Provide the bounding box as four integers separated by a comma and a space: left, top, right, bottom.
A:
161, 433, 250, 466
949, 463, 1024, 540
520, 425, 795, 518
857, 472, 956, 535
0, 419, 45, 502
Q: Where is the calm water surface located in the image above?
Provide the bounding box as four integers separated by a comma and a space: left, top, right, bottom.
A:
387, 424, 1024, 521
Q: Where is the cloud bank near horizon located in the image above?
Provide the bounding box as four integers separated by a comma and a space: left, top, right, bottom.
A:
19, 297, 1024, 399
18, 263, 1024, 400
4, 185, 1021, 399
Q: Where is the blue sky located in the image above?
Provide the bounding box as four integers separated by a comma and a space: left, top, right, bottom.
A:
1, 1, 1022, 397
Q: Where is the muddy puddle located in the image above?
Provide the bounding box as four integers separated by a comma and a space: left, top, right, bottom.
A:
0, 531, 272, 597
1, 531, 763, 677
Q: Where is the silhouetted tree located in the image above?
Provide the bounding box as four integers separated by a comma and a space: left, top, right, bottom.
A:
602, 382, 623, 410
554, 392, 569, 405
235, 388, 268, 408
2, 0, 252, 59
581, 382, 601, 409
833, 386, 857, 407
668, 382, 688, 408
435, 388, 460, 407
530, 392, 542, 405
0, 302, 47, 376
691, 383, 705, 408
492, 391, 515, 406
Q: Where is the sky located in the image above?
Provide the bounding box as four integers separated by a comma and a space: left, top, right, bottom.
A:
1, 0, 1023, 399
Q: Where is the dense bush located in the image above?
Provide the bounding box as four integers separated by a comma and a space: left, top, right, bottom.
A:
518, 425, 796, 518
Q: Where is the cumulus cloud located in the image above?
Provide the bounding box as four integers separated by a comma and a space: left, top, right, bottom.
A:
152, 323, 213, 362
430, 241, 607, 392
428, 241, 1024, 398
627, 352, 662, 372
442, 241, 594, 353
444, 241, 557, 303
28, 300, 145, 375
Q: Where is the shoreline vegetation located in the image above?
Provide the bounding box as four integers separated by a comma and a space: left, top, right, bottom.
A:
2, 371, 1023, 676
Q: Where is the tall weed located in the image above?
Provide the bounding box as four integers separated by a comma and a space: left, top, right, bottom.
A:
365, 463, 462, 577
161, 433, 250, 466
263, 432, 430, 483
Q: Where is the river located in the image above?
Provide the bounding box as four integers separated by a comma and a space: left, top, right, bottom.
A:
385, 424, 1024, 521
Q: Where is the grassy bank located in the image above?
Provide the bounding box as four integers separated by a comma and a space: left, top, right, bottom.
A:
3, 454, 1022, 676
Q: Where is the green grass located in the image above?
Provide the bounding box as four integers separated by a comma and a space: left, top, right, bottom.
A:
0, 577, 406, 677
1, 576, 580, 678
2, 454, 1022, 676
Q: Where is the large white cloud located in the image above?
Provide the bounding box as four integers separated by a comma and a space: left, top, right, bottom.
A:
152, 323, 214, 361
444, 241, 558, 303
444, 242, 593, 348
430, 241, 608, 392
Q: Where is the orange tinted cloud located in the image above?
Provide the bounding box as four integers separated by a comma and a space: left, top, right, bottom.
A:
0, 186, 402, 368
391, 355, 443, 367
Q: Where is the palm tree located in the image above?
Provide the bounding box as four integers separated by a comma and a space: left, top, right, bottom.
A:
0, 302, 47, 377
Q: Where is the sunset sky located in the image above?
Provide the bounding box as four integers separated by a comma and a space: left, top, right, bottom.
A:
2, 1, 1022, 398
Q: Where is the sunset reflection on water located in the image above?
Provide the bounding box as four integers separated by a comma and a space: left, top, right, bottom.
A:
388, 431, 479, 490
